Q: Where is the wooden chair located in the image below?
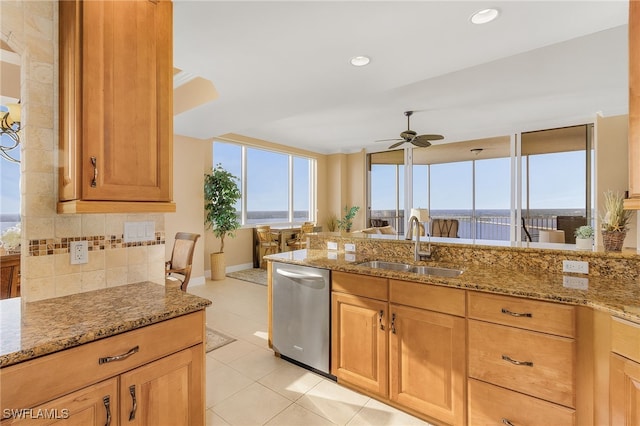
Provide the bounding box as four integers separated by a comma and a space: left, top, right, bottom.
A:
286, 222, 315, 251
431, 219, 459, 238
165, 232, 200, 291
256, 225, 280, 269
0, 254, 21, 299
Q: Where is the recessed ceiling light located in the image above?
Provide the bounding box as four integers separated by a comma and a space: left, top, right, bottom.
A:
470, 8, 499, 25
350, 56, 371, 67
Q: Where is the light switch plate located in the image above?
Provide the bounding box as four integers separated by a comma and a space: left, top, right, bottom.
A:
344, 243, 356, 252
562, 260, 589, 274
563, 275, 589, 290
124, 221, 155, 243
327, 241, 338, 250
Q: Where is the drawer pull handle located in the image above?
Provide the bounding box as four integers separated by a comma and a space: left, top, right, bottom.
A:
103, 395, 111, 426
391, 313, 396, 334
98, 345, 139, 365
379, 310, 384, 330
129, 385, 137, 421
90, 156, 98, 187
502, 354, 533, 367
501, 418, 515, 426
501, 308, 532, 318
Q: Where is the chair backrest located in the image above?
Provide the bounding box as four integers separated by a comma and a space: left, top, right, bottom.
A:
167, 232, 200, 291
256, 225, 274, 244
431, 219, 459, 238
301, 223, 315, 235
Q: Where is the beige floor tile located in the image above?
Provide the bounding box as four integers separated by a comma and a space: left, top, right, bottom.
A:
206, 363, 253, 408
210, 338, 264, 365
206, 408, 231, 426
265, 402, 335, 426
346, 398, 434, 426
213, 382, 291, 425
297, 379, 370, 425
228, 347, 289, 380
258, 362, 325, 401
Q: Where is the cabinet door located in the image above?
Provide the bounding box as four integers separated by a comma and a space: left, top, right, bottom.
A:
120, 345, 204, 426
81, 0, 173, 202
331, 292, 388, 397
389, 303, 465, 426
610, 353, 640, 425
7, 378, 118, 425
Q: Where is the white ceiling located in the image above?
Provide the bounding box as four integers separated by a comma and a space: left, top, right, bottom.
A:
172, 1, 629, 155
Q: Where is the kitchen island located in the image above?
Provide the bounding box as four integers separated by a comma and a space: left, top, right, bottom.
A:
0, 282, 211, 424
265, 233, 640, 426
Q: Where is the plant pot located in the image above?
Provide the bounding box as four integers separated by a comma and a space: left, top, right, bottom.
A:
575, 237, 593, 250
210, 252, 226, 281
601, 230, 626, 252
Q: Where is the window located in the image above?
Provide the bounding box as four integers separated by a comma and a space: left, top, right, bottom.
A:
213, 141, 315, 226
369, 150, 404, 233
370, 124, 592, 243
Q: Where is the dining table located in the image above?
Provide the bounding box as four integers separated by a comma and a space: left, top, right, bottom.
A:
252, 225, 321, 268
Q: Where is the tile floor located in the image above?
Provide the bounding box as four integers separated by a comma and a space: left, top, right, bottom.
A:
188, 277, 434, 426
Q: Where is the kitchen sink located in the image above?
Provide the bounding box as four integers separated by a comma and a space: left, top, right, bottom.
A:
356, 261, 463, 277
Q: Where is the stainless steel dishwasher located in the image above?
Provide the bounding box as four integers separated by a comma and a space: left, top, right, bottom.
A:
272, 261, 331, 376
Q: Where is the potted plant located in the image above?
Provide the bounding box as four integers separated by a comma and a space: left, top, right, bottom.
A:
337, 206, 360, 232
574, 225, 594, 250
600, 190, 633, 252
204, 164, 241, 280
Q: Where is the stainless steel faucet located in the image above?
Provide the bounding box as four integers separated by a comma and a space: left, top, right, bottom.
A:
406, 215, 432, 261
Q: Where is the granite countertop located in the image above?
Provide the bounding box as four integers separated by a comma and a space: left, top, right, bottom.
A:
267, 249, 640, 322
0, 282, 212, 368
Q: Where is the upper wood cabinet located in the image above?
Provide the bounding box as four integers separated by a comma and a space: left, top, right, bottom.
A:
626, 0, 640, 209
58, 0, 175, 214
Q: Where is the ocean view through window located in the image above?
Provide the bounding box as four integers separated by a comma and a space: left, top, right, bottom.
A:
213, 140, 315, 226
370, 124, 593, 242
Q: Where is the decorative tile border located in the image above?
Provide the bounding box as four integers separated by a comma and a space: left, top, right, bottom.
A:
28, 232, 166, 257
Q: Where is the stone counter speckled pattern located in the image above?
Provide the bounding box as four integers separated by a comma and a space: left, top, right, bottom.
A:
266, 245, 640, 323
0, 282, 212, 368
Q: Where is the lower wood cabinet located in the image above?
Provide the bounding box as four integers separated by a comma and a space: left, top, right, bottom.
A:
0, 312, 205, 426
610, 353, 640, 425
331, 272, 466, 425
389, 303, 466, 426
468, 378, 575, 426
331, 291, 388, 396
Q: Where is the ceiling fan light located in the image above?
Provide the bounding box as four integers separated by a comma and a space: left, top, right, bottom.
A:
470, 8, 499, 25
350, 56, 371, 67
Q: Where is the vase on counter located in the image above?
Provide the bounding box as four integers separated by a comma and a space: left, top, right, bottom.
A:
601, 230, 626, 252
575, 237, 593, 250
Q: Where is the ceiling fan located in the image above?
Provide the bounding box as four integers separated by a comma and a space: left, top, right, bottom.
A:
376, 110, 444, 149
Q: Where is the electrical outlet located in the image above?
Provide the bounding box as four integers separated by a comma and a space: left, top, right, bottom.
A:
70, 240, 88, 265
327, 241, 338, 250
563, 275, 589, 290
344, 243, 356, 252
562, 260, 589, 274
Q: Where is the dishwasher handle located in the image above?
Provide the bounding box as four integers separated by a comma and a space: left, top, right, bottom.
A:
276, 268, 325, 280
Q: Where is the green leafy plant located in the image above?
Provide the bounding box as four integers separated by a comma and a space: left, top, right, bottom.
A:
204, 164, 241, 253
337, 205, 360, 231
600, 190, 632, 232
574, 225, 594, 239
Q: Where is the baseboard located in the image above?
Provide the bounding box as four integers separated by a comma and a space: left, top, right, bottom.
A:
204, 262, 254, 280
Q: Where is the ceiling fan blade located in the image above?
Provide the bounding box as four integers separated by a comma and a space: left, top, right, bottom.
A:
375, 138, 403, 143
388, 140, 406, 149
418, 134, 444, 141
411, 139, 432, 148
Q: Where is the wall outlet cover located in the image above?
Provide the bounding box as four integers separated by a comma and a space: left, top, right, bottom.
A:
327, 241, 338, 250
70, 240, 89, 265
344, 243, 356, 252
562, 260, 589, 274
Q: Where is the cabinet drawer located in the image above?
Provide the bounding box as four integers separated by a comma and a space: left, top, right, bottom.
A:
332, 271, 388, 300
612, 316, 640, 363
468, 291, 575, 337
468, 379, 575, 426
390, 279, 465, 316
468, 319, 575, 407
0, 311, 204, 412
